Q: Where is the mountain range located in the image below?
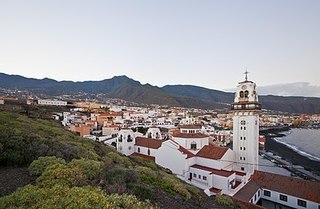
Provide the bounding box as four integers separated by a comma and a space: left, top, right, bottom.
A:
1, 72, 320, 114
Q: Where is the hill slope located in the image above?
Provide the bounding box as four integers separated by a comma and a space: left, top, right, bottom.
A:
0, 110, 230, 209
1, 72, 320, 113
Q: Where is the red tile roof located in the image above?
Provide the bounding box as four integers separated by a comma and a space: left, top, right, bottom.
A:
168, 140, 195, 159
209, 187, 222, 193
135, 137, 163, 149
196, 145, 229, 160
178, 146, 195, 159
172, 132, 208, 138
233, 180, 261, 202
130, 153, 155, 162
190, 164, 234, 177
252, 171, 320, 203
235, 171, 246, 176
179, 124, 202, 129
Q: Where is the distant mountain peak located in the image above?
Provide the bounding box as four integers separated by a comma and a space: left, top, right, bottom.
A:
0, 72, 320, 113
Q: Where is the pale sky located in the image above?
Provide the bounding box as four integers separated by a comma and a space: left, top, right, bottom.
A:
0, 0, 319, 90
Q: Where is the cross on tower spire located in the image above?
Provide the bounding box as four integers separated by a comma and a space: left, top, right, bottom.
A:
244, 68, 249, 81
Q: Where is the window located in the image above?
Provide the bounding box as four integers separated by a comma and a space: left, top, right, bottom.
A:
127, 135, 132, 142
119, 135, 123, 142
193, 173, 196, 177
243, 147, 246, 150
297, 199, 307, 207
203, 176, 207, 181
244, 127, 246, 130
258, 190, 260, 197
128, 146, 131, 150
191, 142, 197, 150
241, 167, 244, 171
147, 149, 150, 155
254, 194, 256, 201
279, 194, 287, 202
240, 147, 242, 150
240, 137, 242, 140
240, 91, 244, 98
240, 157, 242, 160
240, 127, 242, 130
198, 175, 201, 179
243, 157, 246, 160
241, 120, 246, 125
244, 137, 246, 140
244, 90, 249, 98
138, 147, 140, 153
264, 190, 271, 197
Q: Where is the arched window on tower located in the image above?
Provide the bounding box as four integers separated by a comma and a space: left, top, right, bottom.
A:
240, 91, 244, 98
119, 135, 123, 142
244, 90, 249, 98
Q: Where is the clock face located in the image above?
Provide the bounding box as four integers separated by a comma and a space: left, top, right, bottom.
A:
241, 85, 247, 90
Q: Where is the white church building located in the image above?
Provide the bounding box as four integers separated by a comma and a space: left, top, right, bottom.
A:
115, 74, 320, 208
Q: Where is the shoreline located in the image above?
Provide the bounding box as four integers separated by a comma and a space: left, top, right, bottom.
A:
264, 129, 320, 177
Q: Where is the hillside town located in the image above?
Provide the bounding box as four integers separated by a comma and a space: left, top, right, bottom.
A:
1, 75, 319, 209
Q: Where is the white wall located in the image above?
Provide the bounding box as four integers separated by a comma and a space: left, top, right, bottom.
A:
233, 114, 259, 175
213, 173, 235, 194
173, 137, 208, 152
261, 189, 319, 209
135, 146, 157, 157
155, 141, 188, 176
189, 167, 211, 189
195, 157, 222, 170
38, 99, 67, 106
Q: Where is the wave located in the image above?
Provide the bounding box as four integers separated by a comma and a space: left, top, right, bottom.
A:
273, 138, 320, 162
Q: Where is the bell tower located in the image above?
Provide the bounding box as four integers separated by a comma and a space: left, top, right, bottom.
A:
232, 71, 261, 175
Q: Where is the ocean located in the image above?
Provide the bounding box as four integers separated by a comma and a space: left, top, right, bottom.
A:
274, 128, 320, 162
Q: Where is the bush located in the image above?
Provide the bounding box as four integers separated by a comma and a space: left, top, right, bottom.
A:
36, 163, 87, 188
28, 156, 66, 176
106, 152, 133, 167
69, 159, 103, 180
215, 194, 232, 206
0, 184, 156, 209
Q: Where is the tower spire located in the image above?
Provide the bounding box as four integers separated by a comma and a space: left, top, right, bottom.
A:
244, 68, 249, 81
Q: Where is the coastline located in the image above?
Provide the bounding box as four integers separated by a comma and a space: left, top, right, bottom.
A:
264, 131, 320, 177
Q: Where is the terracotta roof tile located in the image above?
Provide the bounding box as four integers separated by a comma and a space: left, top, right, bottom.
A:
233, 180, 261, 202
179, 124, 202, 129
135, 137, 163, 149
190, 164, 234, 177
178, 146, 195, 159
130, 153, 155, 162
252, 171, 320, 203
209, 187, 222, 193
196, 145, 229, 160
172, 132, 208, 138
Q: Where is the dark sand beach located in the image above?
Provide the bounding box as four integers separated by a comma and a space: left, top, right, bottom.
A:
264, 134, 320, 177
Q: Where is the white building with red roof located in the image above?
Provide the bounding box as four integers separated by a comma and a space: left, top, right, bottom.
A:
115, 74, 320, 208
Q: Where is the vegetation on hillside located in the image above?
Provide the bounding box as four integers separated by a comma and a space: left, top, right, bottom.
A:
0, 110, 227, 209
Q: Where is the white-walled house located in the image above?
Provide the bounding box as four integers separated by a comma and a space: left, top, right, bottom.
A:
102, 125, 120, 137
146, 127, 162, 139
38, 99, 67, 106
234, 171, 320, 209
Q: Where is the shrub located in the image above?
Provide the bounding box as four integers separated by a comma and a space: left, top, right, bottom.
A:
69, 159, 103, 180
106, 152, 133, 167
28, 156, 66, 176
215, 194, 233, 206
0, 184, 156, 209
36, 163, 87, 188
